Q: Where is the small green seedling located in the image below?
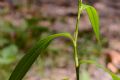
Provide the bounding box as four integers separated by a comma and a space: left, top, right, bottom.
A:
9, 0, 120, 80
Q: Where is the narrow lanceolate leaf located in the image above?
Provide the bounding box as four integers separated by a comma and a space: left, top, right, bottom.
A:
81, 4, 100, 43
80, 60, 120, 80
9, 33, 73, 80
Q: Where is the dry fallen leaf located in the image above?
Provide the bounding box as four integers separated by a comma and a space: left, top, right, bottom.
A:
107, 63, 118, 73
105, 50, 120, 73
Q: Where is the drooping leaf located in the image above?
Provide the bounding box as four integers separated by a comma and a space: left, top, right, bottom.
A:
80, 60, 120, 80
9, 33, 73, 80
81, 4, 100, 43
111, 73, 120, 80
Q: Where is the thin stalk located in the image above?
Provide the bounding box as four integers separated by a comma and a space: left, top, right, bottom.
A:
73, 0, 82, 80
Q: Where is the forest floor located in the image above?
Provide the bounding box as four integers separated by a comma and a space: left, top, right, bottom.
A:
0, 0, 120, 80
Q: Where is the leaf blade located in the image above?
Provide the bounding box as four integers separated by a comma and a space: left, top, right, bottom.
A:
81, 4, 100, 43
9, 33, 73, 80
80, 60, 120, 80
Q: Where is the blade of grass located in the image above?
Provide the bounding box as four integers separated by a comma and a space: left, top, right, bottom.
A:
9, 33, 73, 80
80, 60, 120, 80
81, 4, 100, 43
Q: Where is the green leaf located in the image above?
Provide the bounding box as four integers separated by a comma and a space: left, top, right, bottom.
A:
9, 33, 73, 80
111, 73, 120, 80
80, 70, 91, 80
0, 45, 18, 64
81, 4, 100, 43
80, 60, 120, 80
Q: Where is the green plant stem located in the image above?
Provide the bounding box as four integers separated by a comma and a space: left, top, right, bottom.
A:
73, 0, 82, 80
